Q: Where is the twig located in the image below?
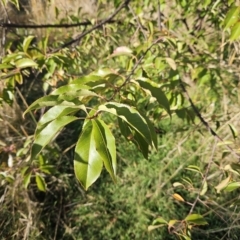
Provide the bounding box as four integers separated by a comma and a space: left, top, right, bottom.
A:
119, 37, 164, 89
128, 5, 147, 39
189, 138, 217, 214
0, 19, 122, 29
157, 0, 162, 31
179, 79, 240, 160
51, 0, 131, 53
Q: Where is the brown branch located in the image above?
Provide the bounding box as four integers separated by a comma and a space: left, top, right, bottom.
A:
51, 0, 131, 53
180, 79, 240, 160
0, 20, 122, 29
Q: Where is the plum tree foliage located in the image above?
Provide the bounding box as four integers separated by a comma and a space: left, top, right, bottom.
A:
1, 0, 240, 239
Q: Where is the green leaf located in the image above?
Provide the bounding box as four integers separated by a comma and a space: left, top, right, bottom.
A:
24, 95, 62, 116
36, 105, 86, 134
71, 75, 103, 85
110, 46, 133, 57
15, 58, 37, 68
92, 119, 117, 178
185, 165, 202, 174
224, 182, 240, 192
229, 124, 238, 139
31, 116, 78, 160
152, 217, 168, 225
23, 171, 32, 189
132, 130, 149, 159
165, 57, 177, 70
98, 102, 153, 147
230, 22, 240, 41
200, 180, 208, 196
74, 121, 103, 190
23, 36, 35, 53
35, 174, 46, 192
51, 84, 90, 95
58, 89, 99, 101
0, 63, 14, 69
143, 115, 158, 149
215, 176, 231, 193
118, 117, 132, 140
137, 79, 171, 115
185, 214, 208, 225
223, 6, 240, 29
40, 165, 56, 174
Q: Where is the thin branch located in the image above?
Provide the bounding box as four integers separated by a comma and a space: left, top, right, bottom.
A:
119, 37, 164, 89
0, 19, 122, 29
180, 78, 240, 160
157, 0, 162, 31
51, 0, 131, 53
128, 5, 147, 39
189, 138, 217, 214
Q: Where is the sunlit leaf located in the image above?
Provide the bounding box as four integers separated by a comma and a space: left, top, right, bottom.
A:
92, 119, 117, 179
224, 182, 240, 192
74, 121, 103, 190
35, 174, 46, 192
15, 58, 37, 68
228, 124, 238, 139
165, 57, 177, 70
153, 217, 168, 225
223, 6, 240, 29
173, 193, 185, 202
31, 116, 78, 160
200, 180, 208, 196
99, 102, 152, 147
230, 22, 240, 41
23, 36, 35, 53
215, 175, 231, 193
23, 95, 72, 115
23, 171, 32, 189
185, 214, 208, 225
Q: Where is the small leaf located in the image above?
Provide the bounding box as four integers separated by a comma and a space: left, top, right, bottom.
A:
217, 141, 233, 146
35, 174, 46, 192
228, 124, 238, 139
148, 224, 166, 231
185, 165, 201, 174
224, 182, 240, 192
173, 182, 185, 188
215, 176, 231, 193
173, 193, 185, 202
185, 214, 208, 225
166, 57, 177, 70
15, 58, 37, 68
152, 217, 168, 225
74, 121, 103, 190
200, 180, 208, 196
23, 36, 35, 53
23, 171, 32, 189
110, 46, 133, 57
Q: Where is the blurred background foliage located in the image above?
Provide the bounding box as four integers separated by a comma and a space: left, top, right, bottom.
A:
1, 0, 240, 239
